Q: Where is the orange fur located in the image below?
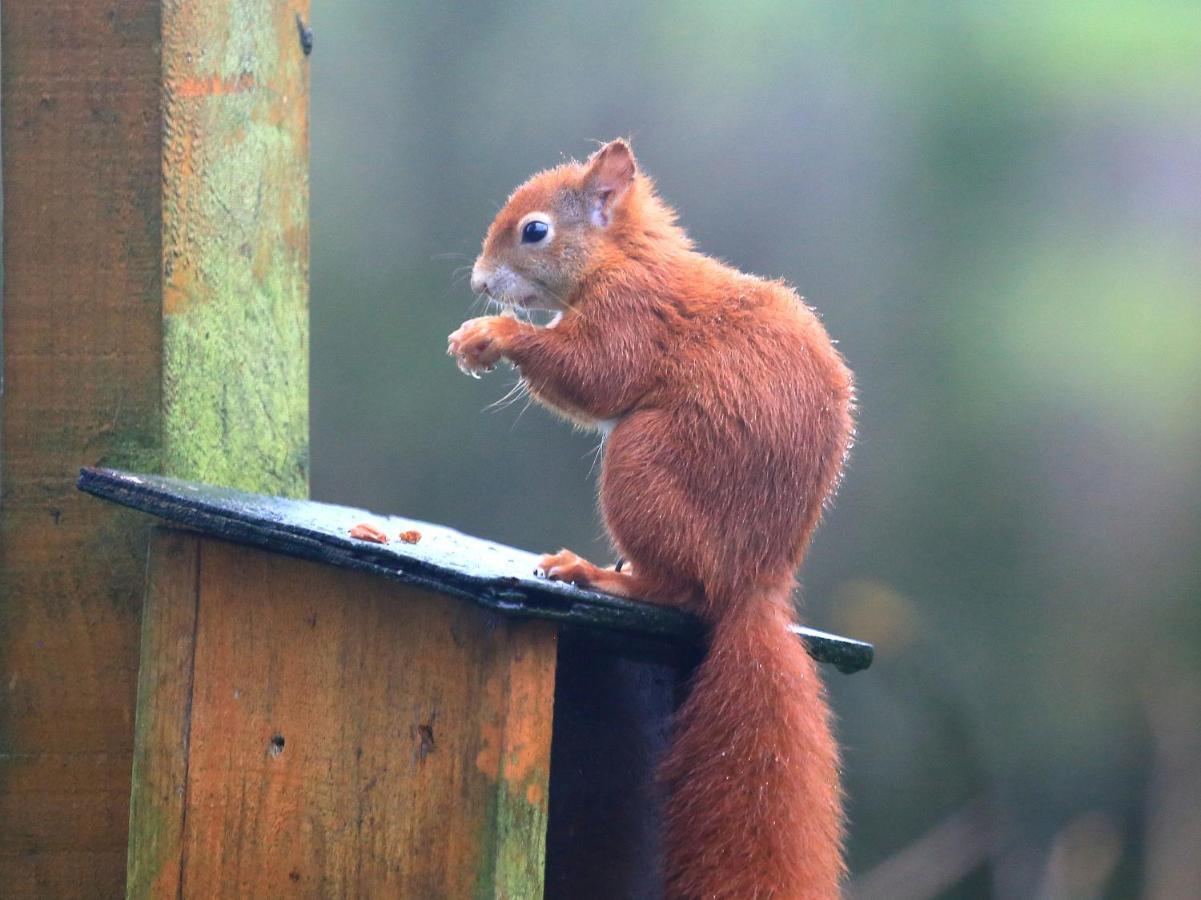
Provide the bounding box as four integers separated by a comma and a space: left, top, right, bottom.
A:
450, 140, 855, 898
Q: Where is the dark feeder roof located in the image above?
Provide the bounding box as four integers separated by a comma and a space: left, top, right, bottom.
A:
78, 467, 872, 674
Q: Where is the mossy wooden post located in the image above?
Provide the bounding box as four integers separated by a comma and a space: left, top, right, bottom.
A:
0, 2, 309, 895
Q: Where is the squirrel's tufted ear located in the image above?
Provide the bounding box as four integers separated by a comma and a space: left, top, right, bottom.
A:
583, 139, 636, 227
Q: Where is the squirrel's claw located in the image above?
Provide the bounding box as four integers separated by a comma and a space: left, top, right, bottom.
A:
537, 548, 597, 587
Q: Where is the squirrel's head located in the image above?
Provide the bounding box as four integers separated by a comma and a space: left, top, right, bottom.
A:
471, 139, 663, 311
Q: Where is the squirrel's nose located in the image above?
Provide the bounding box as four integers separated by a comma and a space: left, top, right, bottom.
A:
470, 266, 489, 297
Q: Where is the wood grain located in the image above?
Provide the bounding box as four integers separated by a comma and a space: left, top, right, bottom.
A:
126, 531, 201, 898
128, 535, 556, 898
493, 622, 557, 897
0, 3, 163, 894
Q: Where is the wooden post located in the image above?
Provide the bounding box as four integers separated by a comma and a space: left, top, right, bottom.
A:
128, 530, 556, 898
0, 2, 309, 894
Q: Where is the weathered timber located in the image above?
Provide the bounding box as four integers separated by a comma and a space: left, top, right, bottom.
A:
125, 532, 200, 898
160, 0, 310, 490
130, 530, 555, 898
0, 2, 309, 893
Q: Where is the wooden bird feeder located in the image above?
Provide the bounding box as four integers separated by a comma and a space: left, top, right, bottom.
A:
78, 467, 871, 897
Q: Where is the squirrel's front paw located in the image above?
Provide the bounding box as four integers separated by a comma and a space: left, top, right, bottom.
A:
448, 316, 514, 376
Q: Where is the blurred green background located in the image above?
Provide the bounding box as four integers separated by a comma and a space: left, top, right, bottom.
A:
309, 3, 1201, 897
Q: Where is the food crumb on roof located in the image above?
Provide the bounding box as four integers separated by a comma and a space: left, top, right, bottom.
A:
349, 522, 389, 544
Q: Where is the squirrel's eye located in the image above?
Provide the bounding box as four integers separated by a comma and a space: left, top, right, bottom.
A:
521, 220, 550, 244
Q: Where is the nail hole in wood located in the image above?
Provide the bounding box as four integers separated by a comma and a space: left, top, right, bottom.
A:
416, 723, 435, 761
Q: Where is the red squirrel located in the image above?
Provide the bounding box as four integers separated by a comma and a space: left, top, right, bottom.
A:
449, 140, 854, 899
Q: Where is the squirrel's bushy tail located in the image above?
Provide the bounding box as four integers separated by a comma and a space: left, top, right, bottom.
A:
661, 583, 845, 899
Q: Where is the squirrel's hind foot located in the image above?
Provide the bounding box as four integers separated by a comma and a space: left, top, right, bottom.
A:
537, 548, 640, 597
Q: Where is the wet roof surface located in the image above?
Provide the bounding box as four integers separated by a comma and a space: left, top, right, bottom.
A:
78, 467, 873, 674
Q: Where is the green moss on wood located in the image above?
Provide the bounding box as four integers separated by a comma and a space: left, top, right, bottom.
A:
160, 0, 310, 498
493, 772, 550, 899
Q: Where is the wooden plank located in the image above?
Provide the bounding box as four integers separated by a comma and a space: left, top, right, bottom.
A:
0, 3, 163, 894
126, 531, 201, 898
1, 848, 133, 899
493, 621, 557, 897
0, 1, 311, 892
138, 538, 556, 897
